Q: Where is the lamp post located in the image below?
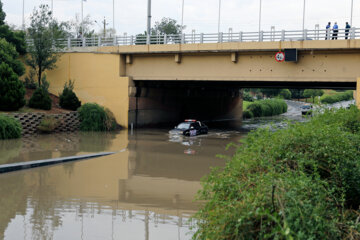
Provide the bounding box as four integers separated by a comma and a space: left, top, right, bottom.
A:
181, 0, 185, 34
22, 0, 25, 30
218, 0, 222, 33
81, 0, 84, 37
351, 0, 354, 26
113, 0, 115, 31
51, 0, 53, 14
258, 0, 262, 33
302, 0, 306, 33
147, 0, 151, 36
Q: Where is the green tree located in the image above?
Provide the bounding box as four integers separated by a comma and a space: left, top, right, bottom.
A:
0, 38, 25, 76
304, 89, 324, 103
152, 17, 184, 35
0, 0, 5, 25
0, 62, 26, 111
260, 88, 281, 98
26, 4, 67, 86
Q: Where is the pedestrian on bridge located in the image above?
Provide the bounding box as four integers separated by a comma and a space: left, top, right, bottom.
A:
345, 22, 351, 39
332, 22, 338, 40
326, 22, 331, 40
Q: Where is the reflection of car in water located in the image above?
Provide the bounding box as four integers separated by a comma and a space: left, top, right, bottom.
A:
169, 120, 208, 136
301, 104, 313, 115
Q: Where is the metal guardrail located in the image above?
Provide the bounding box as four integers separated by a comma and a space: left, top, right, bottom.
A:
26, 27, 360, 48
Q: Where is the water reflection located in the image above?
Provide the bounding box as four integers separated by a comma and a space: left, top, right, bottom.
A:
0, 129, 243, 240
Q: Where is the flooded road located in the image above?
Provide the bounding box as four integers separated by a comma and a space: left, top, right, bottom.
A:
0, 129, 244, 240
0, 99, 353, 240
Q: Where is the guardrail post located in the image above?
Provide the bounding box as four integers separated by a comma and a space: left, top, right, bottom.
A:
181, 34, 185, 44
218, 32, 223, 43
164, 34, 167, 44
82, 38, 86, 47
281, 30, 285, 41
259, 31, 264, 42
239, 32, 243, 42
200, 33, 204, 43
351, 27, 356, 39
326, 28, 331, 40
146, 34, 150, 44
98, 36, 101, 46
67, 37, 71, 48
130, 35, 134, 45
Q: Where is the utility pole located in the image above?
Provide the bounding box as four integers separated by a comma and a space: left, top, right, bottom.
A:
218, 0, 221, 33
181, 0, 185, 34
147, 0, 151, 36
22, 0, 25, 30
102, 17, 108, 38
351, 0, 354, 27
81, 0, 84, 37
258, 0, 262, 33
51, 0, 53, 15
302, 0, 306, 33
113, 0, 115, 31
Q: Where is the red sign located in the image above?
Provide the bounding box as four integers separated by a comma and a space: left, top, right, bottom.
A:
275, 51, 285, 62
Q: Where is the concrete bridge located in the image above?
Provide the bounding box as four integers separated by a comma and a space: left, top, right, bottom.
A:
45, 39, 360, 127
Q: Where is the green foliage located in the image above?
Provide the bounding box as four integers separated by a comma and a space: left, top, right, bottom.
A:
242, 110, 254, 119
152, 17, 184, 35
0, 62, 25, 111
304, 89, 325, 103
37, 116, 59, 133
26, 4, 67, 86
243, 91, 254, 102
289, 89, 305, 99
29, 88, 52, 110
260, 88, 281, 98
78, 103, 117, 132
0, 115, 22, 139
59, 80, 81, 111
321, 90, 354, 104
0, 26, 26, 55
0, 38, 25, 76
245, 99, 287, 118
0, 0, 5, 25
24, 69, 37, 89
193, 108, 360, 240
279, 89, 292, 99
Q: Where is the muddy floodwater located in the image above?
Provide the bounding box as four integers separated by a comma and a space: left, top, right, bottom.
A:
0, 128, 245, 240
0, 100, 353, 239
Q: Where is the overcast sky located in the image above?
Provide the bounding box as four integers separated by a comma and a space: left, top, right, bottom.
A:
2, 0, 359, 35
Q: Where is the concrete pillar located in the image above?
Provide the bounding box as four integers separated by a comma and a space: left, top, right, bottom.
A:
357, 78, 360, 109
119, 54, 127, 77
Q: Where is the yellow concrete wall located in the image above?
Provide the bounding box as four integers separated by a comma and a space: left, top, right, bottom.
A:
46, 53, 129, 127
357, 78, 360, 109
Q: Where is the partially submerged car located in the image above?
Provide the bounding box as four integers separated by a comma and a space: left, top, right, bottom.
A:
301, 104, 313, 115
169, 120, 208, 136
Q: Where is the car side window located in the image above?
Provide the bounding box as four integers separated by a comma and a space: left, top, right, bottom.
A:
194, 122, 201, 129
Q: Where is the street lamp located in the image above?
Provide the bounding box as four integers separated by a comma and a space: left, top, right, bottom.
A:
113, 0, 115, 31
218, 0, 222, 33
147, 0, 151, 36
351, 0, 354, 27
302, 0, 306, 33
22, 0, 25, 30
258, 0, 262, 33
181, 0, 185, 34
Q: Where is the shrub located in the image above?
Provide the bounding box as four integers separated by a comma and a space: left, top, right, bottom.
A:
59, 80, 81, 111
24, 69, 37, 89
29, 88, 52, 110
0, 38, 25, 76
0, 62, 26, 111
243, 91, 254, 102
242, 110, 253, 119
321, 90, 354, 104
279, 89, 292, 99
193, 108, 360, 240
0, 115, 22, 139
245, 99, 287, 118
37, 116, 60, 133
78, 103, 117, 131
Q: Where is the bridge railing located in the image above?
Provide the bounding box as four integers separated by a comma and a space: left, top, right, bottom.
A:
25, 27, 360, 48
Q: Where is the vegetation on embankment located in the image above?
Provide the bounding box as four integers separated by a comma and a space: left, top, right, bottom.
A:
78, 103, 117, 132
192, 107, 360, 240
243, 99, 287, 119
0, 115, 22, 139
321, 90, 354, 104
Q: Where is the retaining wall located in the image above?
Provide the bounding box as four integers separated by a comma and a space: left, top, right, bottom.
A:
5, 112, 80, 136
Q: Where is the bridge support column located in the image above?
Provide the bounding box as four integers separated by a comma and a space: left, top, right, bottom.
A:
357, 78, 360, 109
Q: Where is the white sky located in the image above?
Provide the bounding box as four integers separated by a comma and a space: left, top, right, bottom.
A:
2, 0, 360, 35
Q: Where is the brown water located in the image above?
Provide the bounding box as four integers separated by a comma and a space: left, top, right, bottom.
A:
0, 129, 244, 240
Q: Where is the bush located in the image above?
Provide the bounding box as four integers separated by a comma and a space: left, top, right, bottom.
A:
37, 116, 60, 133
279, 89, 292, 99
78, 103, 117, 131
321, 90, 354, 104
59, 80, 81, 111
193, 108, 360, 240
245, 99, 287, 118
243, 91, 254, 102
29, 88, 52, 110
0, 62, 26, 111
0, 115, 22, 139
0, 38, 25, 76
242, 110, 254, 119
24, 69, 37, 89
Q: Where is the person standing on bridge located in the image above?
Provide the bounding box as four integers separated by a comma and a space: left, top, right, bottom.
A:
332, 22, 339, 40
326, 22, 331, 40
345, 22, 351, 39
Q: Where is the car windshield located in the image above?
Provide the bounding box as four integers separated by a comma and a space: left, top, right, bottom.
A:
176, 123, 190, 129
302, 105, 311, 109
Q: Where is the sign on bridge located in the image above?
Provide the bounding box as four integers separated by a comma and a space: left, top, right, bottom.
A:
275, 51, 285, 62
